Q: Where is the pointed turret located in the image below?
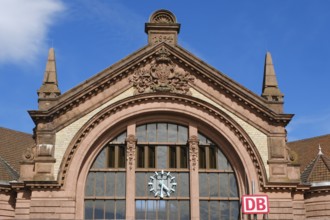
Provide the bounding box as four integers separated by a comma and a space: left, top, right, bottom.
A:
37, 48, 61, 110
301, 145, 330, 186
261, 52, 284, 113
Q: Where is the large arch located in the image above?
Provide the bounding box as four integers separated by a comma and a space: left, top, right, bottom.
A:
57, 93, 267, 219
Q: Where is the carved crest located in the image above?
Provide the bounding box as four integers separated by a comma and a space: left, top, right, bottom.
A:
129, 47, 194, 95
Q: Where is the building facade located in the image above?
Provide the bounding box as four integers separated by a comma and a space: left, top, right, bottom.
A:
1, 9, 330, 220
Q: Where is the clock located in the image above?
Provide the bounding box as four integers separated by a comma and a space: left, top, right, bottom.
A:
148, 170, 177, 198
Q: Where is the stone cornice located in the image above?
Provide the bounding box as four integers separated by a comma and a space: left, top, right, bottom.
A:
0, 181, 61, 192
168, 45, 294, 126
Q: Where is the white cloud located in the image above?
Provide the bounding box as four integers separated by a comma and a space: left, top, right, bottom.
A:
0, 0, 65, 65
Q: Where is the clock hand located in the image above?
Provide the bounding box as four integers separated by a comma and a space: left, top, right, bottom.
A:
162, 183, 170, 192
159, 180, 164, 198
162, 183, 171, 196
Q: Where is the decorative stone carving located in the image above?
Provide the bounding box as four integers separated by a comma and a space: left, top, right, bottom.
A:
126, 134, 137, 170
286, 145, 298, 163
188, 135, 199, 171
22, 145, 35, 162
151, 34, 175, 45
129, 47, 194, 95
150, 10, 176, 24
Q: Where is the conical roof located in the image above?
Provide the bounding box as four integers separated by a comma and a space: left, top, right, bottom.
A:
301, 146, 330, 186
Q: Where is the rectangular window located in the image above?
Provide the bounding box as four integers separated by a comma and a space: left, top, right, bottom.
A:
85, 200, 126, 220
148, 147, 155, 168
209, 146, 217, 169
135, 200, 190, 220
180, 147, 188, 168
118, 146, 126, 168
199, 147, 206, 169
107, 145, 125, 168
137, 146, 156, 168
108, 146, 115, 168
169, 147, 177, 168
137, 146, 145, 168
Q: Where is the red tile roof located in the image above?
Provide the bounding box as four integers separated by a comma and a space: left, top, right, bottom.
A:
288, 134, 330, 184
0, 127, 34, 182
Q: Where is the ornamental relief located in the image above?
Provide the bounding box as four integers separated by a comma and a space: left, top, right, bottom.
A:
129, 48, 194, 95
126, 134, 137, 170
151, 34, 175, 45
188, 135, 199, 171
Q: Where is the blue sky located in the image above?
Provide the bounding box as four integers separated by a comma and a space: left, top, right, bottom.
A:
0, 0, 330, 141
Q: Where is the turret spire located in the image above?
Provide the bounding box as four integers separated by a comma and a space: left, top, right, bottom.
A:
37, 48, 61, 110
318, 144, 323, 155
261, 52, 284, 113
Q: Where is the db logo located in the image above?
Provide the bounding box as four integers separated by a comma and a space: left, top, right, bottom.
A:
242, 195, 269, 214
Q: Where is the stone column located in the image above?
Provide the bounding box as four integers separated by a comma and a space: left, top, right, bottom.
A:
125, 124, 136, 220
188, 125, 200, 219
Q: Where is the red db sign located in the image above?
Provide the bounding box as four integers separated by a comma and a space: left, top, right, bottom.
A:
242, 195, 269, 214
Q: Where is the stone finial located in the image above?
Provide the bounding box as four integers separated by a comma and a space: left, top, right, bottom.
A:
318, 144, 323, 155
145, 9, 180, 45
261, 52, 284, 113
37, 48, 61, 110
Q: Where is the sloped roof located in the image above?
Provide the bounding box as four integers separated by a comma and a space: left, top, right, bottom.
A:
288, 134, 330, 173
0, 127, 34, 182
300, 149, 330, 185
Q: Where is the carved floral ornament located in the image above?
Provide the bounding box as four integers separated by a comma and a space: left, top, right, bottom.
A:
126, 134, 137, 170
129, 47, 195, 95
188, 135, 199, 171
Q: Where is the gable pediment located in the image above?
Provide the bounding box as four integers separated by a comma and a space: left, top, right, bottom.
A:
29, 43, 292, 132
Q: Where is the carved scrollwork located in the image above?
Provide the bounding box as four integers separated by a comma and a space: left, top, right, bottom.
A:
188, 135, 199, 171
129, 47, 194, 95
126, 135, 137, 170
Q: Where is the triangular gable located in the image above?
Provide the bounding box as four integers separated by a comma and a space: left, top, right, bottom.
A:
29, 42, 292, 133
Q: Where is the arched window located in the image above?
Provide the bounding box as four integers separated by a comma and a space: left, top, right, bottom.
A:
135, 123, 190, 219
198, 133, 240, 219
84, 131, 127, 219
84, 123, 240, 219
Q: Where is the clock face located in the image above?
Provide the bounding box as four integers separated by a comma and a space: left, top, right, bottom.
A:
148, 170, 177, 198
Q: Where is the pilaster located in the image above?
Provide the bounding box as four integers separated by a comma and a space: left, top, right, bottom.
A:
125, 124, 136, 220
188, 125, 200, 219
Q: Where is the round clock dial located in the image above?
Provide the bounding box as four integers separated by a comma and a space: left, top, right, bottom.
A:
148, 170, 177, 198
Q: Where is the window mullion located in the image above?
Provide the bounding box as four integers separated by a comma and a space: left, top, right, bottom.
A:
205, 146, 210, 169
114, 145, 119, 168
176, 146, 180, 168
144, 146, 148, 168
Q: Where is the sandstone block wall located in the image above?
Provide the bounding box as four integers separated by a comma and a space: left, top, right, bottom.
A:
0, 192, 15, 219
